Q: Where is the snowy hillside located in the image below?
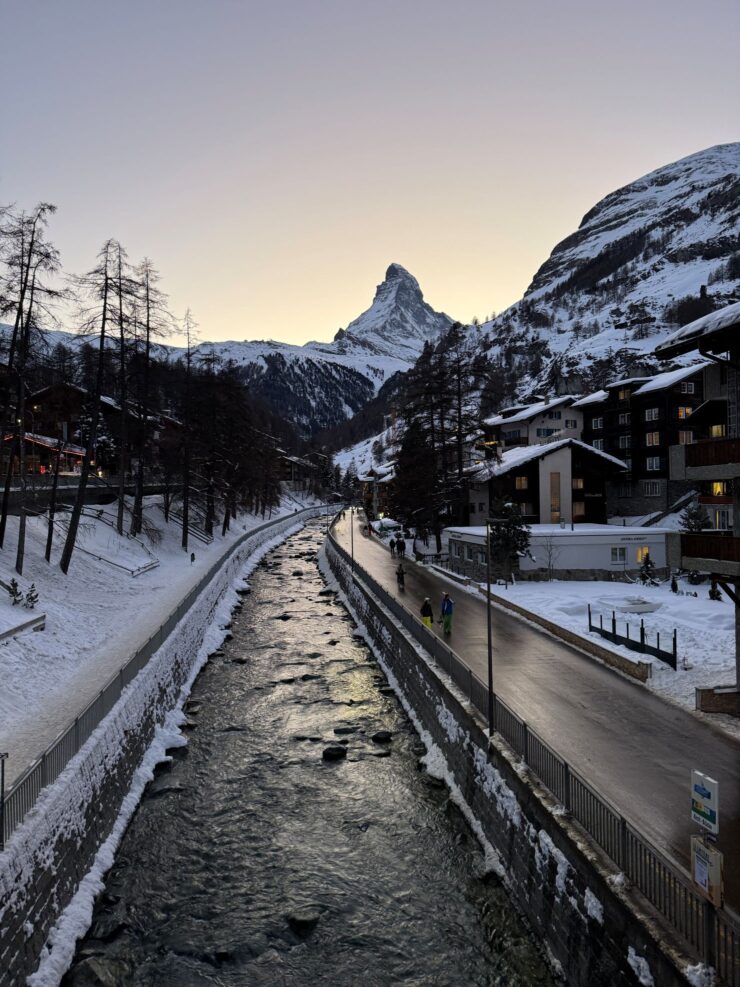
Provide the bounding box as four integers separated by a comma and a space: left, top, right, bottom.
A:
478, 142, 740, 396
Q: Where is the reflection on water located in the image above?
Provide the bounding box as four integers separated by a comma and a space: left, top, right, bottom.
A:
63, 523, 553, 987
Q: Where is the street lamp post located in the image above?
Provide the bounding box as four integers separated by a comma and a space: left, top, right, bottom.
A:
0, 751, 7, 852
350, 502, 355, 573
485, 519, 494, 735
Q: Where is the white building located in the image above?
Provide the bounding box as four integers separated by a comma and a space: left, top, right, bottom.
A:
484, 396, 583, 449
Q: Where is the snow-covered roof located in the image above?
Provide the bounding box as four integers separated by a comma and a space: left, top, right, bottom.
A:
484, 395, 572, 427
571, 389, 608, 408
471, 438, 627, 481
604, 376, 653, 390
632, 363, 707, 395
3, 431, 85, 456
445, 522, 669, 538
655, 301, 740, 359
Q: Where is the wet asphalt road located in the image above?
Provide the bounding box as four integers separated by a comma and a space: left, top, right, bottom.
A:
335, 512, 740, 908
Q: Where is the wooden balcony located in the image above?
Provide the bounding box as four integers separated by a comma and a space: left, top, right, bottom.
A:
685, 437, 740, 477
676, 532, 740, 578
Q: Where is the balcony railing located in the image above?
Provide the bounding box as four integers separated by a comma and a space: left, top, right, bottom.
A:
682, 532, 740, 563
686, 437, 740, 469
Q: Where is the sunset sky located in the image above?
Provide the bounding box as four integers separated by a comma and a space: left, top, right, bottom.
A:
1, 0, 738, 346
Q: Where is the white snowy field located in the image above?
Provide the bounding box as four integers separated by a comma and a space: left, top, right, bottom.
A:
0, 494, 323, 784
483, 576, 739, 737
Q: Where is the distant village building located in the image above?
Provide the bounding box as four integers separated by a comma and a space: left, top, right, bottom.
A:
483, 395, 583, 450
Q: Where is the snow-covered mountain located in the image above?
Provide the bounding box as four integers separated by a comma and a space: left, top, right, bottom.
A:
478, 142, 740, 396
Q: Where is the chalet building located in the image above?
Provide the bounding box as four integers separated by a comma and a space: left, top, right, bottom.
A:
279, 453, 318, 488
358, 464, 395, 518
467, 438, 627, 527
655, 301, 740, 715
575, 366, 705, 518
483, 396, 582, 450
1, 433, 85, 476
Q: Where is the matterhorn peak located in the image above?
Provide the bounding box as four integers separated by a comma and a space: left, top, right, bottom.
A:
384, 262, 419, 289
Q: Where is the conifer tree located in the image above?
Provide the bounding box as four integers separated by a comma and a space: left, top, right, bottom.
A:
679, 501, 710, 533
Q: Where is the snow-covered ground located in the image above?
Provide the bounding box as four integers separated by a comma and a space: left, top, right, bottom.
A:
483, 576, 740, 738
0, 493, 324, 784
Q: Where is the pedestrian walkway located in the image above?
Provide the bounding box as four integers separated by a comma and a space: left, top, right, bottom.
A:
334, 512, 740, 908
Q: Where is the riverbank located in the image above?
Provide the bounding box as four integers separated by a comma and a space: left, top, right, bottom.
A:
0, 494, 325, 784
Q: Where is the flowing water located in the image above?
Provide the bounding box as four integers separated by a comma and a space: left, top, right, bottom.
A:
63, 522, 554, 987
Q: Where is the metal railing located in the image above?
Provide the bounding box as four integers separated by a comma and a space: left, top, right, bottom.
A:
587, 604, 678, 669
1, 505, 326, 850
326, 530, 739, 985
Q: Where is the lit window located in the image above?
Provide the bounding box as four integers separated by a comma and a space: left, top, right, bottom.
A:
618, 388, 630, 401
711, 481, 729, 496
678, 430, 694, 445
646, 456, 661, 471
710, 424, 726, 438
611, 547, 626, 563
573, 501, 585, 518
645, 408, 660, 422
646, 431, 660, 446
637, 546, 650, 564
515, 476, 528, 490
572, 478, 584, 490
680, 381, 695, 394
677, 406, 692, 419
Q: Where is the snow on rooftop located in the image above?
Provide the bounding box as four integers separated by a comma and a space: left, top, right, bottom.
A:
632, 363, 707, 395
655, 301, 740, 358
604, 376, 653, 389
484, 395, 572, 426
571, 389, 608, 408
445, 522, 669, 538
471, 438, 627, 481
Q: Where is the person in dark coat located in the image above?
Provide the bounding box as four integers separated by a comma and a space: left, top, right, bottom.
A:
389, 537, 396, 557
396, 564, 406, 590
397, 537, 406, 558
420, 597, 433, 628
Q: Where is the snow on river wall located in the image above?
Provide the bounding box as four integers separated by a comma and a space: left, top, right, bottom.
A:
0, 509, 324, 987
322, 537, 697, 987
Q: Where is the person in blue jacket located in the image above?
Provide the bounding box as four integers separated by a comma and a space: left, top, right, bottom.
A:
440, 593, 454, 636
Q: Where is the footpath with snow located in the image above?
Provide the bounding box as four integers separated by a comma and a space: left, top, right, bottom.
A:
0, 493, 325, 784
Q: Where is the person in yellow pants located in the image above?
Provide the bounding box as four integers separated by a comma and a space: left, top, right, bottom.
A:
420, 597, 433, 629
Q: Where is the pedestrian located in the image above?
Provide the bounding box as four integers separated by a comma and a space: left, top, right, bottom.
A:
420, 597, 433, 629
190, 552, 195, 565
389, 536, 396, 558
439, 592, 454, 636
397, 537, 405, 558
396, 563, 406, 591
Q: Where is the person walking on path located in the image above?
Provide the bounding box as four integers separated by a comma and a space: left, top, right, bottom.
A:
389, 537, 396, 558
397, 537, 406, 558
396, 563, 406, 591
420, 597, 433, 629
440, 593, 454, 636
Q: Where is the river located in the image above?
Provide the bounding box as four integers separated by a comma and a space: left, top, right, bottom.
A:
62, 521, 553, 987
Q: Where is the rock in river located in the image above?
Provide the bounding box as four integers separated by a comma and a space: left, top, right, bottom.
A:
322, 745, 347, 762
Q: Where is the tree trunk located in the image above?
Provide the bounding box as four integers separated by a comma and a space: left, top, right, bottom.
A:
45, 436, 63, 562
181, 445, 190, 551
60, 272, 110, 575
116, 253, 128, 535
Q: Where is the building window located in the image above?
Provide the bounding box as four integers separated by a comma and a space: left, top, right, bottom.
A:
678, 430, 694, 445
547, 410, 562, 420
572, 477, 584, 490
646, 456, 661, 471
573, 501, 585, 518
515, 476, 528, 490
478, 550, 487, 565
611, 547, 626, 563
619, 434, 631, 449
710, 424, 726, 438
680, 381, 695, 394
618, 388, 630, 401
645, 408, 660, 422
618, 482, 632, 497
465, 545, 474, 561
565, 418, 578, 429
646, 431, 660, 446
453, 542, 462, 557
479, 502, 485, 512
503, 429, 521, 441
643, 480, 660, 496
636, 546, 650, 564
711, 481, 730, 496
469, 502, 477, 514
714, 508, 731, 530
592, 438, 604, 451
677, 406, 692, 419
618, 412, 631, 425
624, 457, 632, 470
592, 416, 604, 429
536, 428, 556, 437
